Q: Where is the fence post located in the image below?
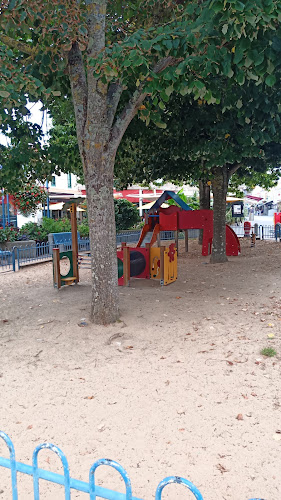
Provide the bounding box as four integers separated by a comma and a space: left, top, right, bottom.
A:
0, 431, 18, 500
260, 225, 264, 240
89, 458, 133, 500
32, 443, 71, 500
12, 248, 16, 272
155, 476, 204, 500
16, 248, 20, 270
184, 229, 188, 252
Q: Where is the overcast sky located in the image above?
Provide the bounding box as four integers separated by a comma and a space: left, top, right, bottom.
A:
0, 102, 51, 146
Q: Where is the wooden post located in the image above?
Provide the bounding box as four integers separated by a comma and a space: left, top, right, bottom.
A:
53, 248, 61, 289
175, 230, 179, 255
184, 229, 188, 253
160, 246, 165, 286
123, 244, 130, 286
70, 203, 79, 283
157, 232, 161, 247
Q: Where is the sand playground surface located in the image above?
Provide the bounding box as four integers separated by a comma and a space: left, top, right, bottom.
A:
0, 238, 281, 499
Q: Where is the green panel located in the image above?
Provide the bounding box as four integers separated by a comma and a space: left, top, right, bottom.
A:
59, 250, 74, 280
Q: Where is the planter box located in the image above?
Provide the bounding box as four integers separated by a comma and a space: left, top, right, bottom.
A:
0, 240, 37, 259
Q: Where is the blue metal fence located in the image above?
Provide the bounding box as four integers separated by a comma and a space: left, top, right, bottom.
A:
0, 250, 15, 272
0, 432, 262, 500
0, 239, 91, 272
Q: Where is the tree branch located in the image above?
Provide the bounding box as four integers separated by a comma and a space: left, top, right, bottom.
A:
68, 42, 88, 151
107, 82, 123, 128
109, 56, 183, 151
86, 1, 108, 133
228, 163, 240, 178
0, 33, 34, 56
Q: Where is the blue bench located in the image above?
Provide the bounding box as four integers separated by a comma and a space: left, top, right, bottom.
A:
53, 232, 81, 247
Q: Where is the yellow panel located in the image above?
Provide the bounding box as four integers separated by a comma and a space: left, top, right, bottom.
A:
163, 247, 177, 285
150, 245, 177, 285
150, 247, 161, 280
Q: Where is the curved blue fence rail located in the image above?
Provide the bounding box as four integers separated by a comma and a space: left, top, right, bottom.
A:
0, 432, 264, 499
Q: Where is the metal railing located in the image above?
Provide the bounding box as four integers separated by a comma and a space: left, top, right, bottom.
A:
1, 223, 278, 273
0, 239, 91, 272
116, 229, 199, 246
0, 431, 262, 500
0, 250, 15, 272
230, 224, 276, 240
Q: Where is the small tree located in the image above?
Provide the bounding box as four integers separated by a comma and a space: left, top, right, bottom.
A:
114, 199, 140, 231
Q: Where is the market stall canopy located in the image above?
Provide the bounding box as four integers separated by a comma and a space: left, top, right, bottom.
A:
245, 195, 264, 202
46, 201, 86, 212
226, 196, 243, 203
139, 201, 169, 211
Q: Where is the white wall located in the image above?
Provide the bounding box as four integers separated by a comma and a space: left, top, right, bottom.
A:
50, 173, 84, 192
17, 209, 43, 228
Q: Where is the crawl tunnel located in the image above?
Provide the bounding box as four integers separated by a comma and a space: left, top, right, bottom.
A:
117, 248, 150, 285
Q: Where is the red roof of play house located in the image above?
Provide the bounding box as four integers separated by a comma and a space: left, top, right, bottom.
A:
113, 189, 162, 203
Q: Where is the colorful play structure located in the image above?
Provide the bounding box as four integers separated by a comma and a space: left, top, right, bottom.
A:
53, 191, 240, 289
117, 242, 177, 286
137, 190, 240, 257
53, 201, 80, 289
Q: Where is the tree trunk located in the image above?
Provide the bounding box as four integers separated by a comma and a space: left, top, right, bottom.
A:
85, 153, 119, 324
198, 180, 211, 245
210, 166, 228, 264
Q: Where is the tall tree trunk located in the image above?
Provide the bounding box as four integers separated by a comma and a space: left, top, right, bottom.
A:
85, 153, 119, 324
198, 180, 211, 245
67, 1, 181, 324
210, 166, 228, 264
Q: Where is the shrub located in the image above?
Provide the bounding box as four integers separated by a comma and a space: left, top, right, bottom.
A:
114, 199, 140, 231
0, 226, 18, 243
20, 222, 44, 242
78, 222, 89, 237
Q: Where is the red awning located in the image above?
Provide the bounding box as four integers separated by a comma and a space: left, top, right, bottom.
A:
113, 189, 162, 203
245, 195, 264, 201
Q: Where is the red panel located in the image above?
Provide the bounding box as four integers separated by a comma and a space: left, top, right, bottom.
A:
226, 225, 241, 256
159, 206, 181, 215
159, 212, 178, 231
178, 209, 213, 230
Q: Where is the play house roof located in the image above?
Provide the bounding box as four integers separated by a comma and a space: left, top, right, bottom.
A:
149, 191, 192, 212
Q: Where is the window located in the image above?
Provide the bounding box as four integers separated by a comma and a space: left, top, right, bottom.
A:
67, 173, 72, 188
51, 175, 56, 187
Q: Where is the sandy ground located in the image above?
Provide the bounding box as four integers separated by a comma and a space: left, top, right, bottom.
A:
0, 238, 281, 500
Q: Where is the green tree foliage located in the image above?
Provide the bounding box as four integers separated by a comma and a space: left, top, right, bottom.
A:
114, 198, 140, 231
167, 189, 200, 210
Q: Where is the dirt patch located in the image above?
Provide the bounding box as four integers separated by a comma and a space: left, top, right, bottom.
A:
0, 238, 280, 499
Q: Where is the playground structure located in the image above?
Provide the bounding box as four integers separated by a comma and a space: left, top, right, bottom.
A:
53, 198, 178, 289
117, 242, 177, 286
53, 190, 240, 289
137, 191, 240, 257
53, 202, 80, 289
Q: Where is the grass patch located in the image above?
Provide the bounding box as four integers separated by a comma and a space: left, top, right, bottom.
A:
261, 347, 277, 357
